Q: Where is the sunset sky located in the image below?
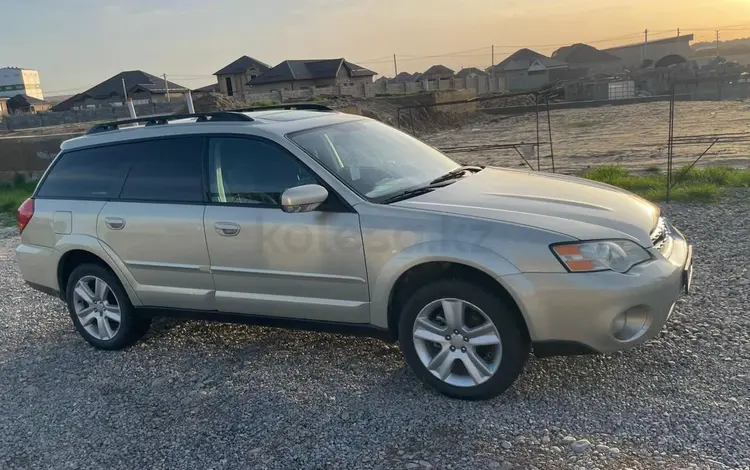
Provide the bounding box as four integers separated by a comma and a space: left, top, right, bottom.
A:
4, 0, 749, 94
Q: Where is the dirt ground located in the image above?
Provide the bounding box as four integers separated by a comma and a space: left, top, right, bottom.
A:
422, 100, 750, 173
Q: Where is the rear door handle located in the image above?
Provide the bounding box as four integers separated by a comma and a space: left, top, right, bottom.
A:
214, 222, 240, 237
104, 217, 126, 230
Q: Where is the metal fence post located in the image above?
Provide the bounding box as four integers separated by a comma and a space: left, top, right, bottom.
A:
535, 94, 541, 171
666, 82, 676, 203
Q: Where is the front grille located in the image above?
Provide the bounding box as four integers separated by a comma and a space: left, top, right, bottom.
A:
650, 217, 671, 254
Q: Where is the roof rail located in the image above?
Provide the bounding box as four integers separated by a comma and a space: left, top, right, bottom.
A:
85, 111, 254, 135
232, 103, 334, 112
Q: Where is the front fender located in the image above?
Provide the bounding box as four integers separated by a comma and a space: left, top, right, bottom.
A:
369, 241, 520, 329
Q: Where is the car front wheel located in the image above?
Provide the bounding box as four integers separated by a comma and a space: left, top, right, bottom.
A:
398, 280, 529, 400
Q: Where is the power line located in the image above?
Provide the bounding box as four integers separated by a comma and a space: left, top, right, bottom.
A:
353, 22, 750, 71
398, 46, 491, 58
353, 31, 655, 65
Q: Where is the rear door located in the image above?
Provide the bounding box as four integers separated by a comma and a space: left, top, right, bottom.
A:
202, 136, 370, 323
96, 136, 215, 311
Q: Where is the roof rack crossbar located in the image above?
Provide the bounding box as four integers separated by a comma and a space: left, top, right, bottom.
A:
85, 111, 254, 135
232, 103, 333, 112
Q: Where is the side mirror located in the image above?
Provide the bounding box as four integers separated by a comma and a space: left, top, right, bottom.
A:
280, 184, 329, 213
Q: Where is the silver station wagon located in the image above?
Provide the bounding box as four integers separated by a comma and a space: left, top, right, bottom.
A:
16, 104, 693, 399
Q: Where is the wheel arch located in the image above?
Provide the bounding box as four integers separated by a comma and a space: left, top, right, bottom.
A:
368, 241, 530, 340
58, 249, 114, 294
385, 261, 530, 342
54, 235, 141, 305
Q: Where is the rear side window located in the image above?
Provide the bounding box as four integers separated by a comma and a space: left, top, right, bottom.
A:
118, 137, 203, 203
36, 147, 130, 199
37, 137, 203, 203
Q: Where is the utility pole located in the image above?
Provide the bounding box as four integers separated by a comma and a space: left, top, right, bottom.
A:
121, 78, 128, 101
643, 29, 649, 62
163, 73, 170, 102
716, 30, 720, 53
491, 45, 495, 92
393, 54, 398, 76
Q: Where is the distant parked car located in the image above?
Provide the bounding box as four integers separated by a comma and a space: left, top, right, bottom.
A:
15, 104, 693, 399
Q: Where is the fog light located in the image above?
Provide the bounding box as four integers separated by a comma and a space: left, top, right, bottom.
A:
612, 306, 651, 342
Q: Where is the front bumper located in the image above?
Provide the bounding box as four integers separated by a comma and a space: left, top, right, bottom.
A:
502, 227, 692, 355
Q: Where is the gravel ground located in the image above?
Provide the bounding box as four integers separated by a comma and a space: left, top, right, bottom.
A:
0, 191, 748, 470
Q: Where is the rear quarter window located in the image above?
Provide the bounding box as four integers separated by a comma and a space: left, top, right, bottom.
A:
36, 136, 204, 203
36, 146, 131, 199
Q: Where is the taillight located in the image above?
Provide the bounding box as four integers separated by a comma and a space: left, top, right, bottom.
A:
17, 198, 34, 233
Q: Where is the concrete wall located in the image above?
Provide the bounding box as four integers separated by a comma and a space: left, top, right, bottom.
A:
505, 70, 551, 91
248, 75, 373, 94
217, 74, 240, 97
10, 102, 53, 114
70, 91, 186, 109
604, 37, 693, 69
217, 67, 268, 99
0, 133, 73, 182
564, 81, 610, 101
1, 101, 185, 130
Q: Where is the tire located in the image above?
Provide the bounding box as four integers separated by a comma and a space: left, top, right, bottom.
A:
398, 280, 529, 400
65, 263, 151, 350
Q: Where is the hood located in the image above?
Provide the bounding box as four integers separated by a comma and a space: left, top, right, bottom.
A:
395, 167, 660, 246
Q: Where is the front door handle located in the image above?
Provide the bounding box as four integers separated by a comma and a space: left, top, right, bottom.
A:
214, 222, 240, 237
104, 217, 126, 230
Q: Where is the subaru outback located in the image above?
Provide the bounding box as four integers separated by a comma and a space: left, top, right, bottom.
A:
16, 104, 693, 399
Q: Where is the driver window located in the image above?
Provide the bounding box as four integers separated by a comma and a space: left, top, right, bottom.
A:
208, 137, 316, 206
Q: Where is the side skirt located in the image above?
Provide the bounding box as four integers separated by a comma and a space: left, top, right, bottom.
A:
134, 306, 396, 342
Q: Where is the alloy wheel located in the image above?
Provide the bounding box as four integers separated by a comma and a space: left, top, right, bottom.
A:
412, 298, 503, 387
73, 275, 121, 341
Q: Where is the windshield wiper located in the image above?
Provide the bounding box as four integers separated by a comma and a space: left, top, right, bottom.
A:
429, 165, 483, 185
378, 187, 437, 204
378, 166, 484, 204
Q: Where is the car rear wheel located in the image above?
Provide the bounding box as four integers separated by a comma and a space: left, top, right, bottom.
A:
398, 280, 529, 400
65, 264, 150, 350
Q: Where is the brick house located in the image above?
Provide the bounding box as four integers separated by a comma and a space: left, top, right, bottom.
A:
248, 58, 376, 93
51, 71, 188, 111
214, 56, 270, 98
7, 94, 52, 114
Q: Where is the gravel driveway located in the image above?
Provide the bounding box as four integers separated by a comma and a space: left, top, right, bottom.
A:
0, 191, 748, 470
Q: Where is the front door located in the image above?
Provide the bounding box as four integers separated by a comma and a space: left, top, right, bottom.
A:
202, 136, 370, 323
95, 136, 215, 311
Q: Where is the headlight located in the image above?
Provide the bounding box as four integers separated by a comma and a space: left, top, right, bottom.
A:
551, 240, 652, 273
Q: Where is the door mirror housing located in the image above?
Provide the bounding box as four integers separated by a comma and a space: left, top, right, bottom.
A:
280, 184, 329, 213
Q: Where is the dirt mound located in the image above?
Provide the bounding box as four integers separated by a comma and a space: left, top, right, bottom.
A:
177, 93, 246, 114
177, 91, 485, 136
324, 94, 483, 136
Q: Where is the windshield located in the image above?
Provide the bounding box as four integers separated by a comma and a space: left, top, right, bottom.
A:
288, 120, 459, 201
